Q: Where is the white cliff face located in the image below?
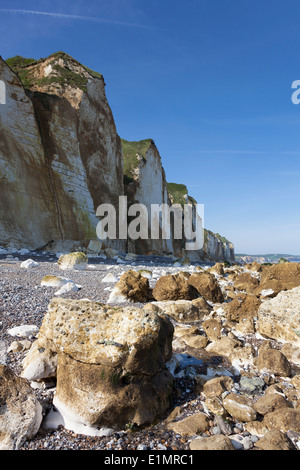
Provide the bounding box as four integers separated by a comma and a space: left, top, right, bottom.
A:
0, 54, 125, 251
201, 230, 235, 263
125, 143, 174, 255
0, 53, 234, 261
0, 57, 61, 249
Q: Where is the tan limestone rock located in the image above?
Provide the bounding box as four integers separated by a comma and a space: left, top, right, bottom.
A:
107, 270, 151, 303
255, 349, 292, 377
22, 298, 174, 429
258, 286, 300, 346
222, 393, 257, 422
167, 412, 210, 436
202, 318, 222, 341
254, 430, 294, 450
189, 435, 235, 451
205, 337, 242, 358
152, 272, 198, 301
259, 262, 300, 295
263, 408, 300, 433
224, 293, 261, 323
233, 272, 260, 294
253, 393, 293, 415
187, 272, 224, 303
0, 365, 42, 450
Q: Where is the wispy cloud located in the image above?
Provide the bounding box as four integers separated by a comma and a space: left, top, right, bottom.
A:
0, 8, 156, 30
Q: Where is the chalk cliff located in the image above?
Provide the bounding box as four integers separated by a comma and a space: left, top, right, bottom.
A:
0, 52, 234, 262
122, 141, 234, 263
0, 52, 124, 252
122, 138, 173, 256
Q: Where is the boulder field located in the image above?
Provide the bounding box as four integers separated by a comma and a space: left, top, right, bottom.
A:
0, 254, 300, 450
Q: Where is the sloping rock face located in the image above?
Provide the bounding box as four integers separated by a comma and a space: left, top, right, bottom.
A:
0, 53, 125, 251
22, 298, 174, 430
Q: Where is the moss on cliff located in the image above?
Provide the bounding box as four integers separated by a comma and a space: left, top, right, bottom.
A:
167, 182, 188, 206
5, 52, 103, 92
121, 138, 153, 181
5, 56, 38, 69
37, 64, 88, 93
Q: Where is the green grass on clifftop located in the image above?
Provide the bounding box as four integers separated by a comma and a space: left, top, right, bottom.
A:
167, 182, 188, 206
5, 52, 103, 91
121, 138, 153, 181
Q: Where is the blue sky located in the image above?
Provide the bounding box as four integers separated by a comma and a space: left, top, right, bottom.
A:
1, 0, 300, 254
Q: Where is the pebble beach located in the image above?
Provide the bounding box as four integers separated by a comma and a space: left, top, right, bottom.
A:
1, 249, 300, 452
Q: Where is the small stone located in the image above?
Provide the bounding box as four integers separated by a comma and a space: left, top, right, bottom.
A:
54, 282, 80, 296
167, 412, 210, 436
239, 376, 265, 395
223, 393, 257, 422
7, 325, 39, 338
57, 252, 88, 271
212, 426, 222, 435
7, 339, 31, 353
101, 273, 118, 283
189, 435, 235, 451
20, 259, 39, 269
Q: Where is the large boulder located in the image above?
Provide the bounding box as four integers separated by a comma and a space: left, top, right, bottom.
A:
263, 408, 300, 433
152, 272, 199, 301
233, 272, 260, 294
259, 262, 300, 296
255, 348, 292, 377
187, 272, 224, 303
224, 293, 261, 323
0, 365, 42, 450
22, 298, 174, 430
107, 270, 151, 303
257, 286, 300, 346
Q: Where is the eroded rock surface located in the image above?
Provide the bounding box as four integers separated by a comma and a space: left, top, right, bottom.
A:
22, 298, 174, 430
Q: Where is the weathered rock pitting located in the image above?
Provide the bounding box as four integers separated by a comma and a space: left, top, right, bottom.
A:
22, 297, 174, 430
